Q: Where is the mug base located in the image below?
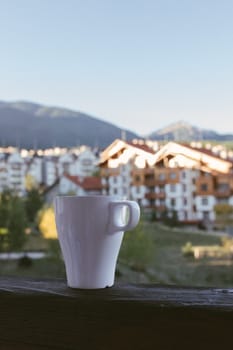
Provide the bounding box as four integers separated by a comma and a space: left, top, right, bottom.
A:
67, 282, 114, 290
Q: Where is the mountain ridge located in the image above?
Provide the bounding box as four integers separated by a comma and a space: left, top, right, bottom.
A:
0, 101, 139, 149
0, 101, 232, 148
148, 120, 233, 142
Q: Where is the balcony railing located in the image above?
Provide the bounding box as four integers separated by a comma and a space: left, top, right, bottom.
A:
154, 178, 167, 185
144, 179, 156, 186
0, 277, 233, 349
214, 189, 231, 197
101, 168, 120, 176
145, 192, 166, 199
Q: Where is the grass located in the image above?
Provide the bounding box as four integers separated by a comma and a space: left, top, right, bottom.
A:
117, 222, 233, 287
0, 258, 66, 279
1, 222, 233, 288
0, 235, 65, 279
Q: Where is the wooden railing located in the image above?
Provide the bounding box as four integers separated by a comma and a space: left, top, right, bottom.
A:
1, 277, 233, 349
145, 191, 166, 199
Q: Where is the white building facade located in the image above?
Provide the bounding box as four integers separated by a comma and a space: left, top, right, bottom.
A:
100, 139, 233, 226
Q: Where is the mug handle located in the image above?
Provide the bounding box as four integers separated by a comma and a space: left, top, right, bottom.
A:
108, 200, 140, 233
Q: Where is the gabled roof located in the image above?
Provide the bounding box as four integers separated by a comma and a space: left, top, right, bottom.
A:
152, 142, 232, 174
125, 141, 155, 154
182, 143, 233, 163
99, 139, 155, 165
64, 174, 102, 190
100, 139, 232, 174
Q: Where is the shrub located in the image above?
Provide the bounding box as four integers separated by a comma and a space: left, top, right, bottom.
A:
182, 242, 194, 257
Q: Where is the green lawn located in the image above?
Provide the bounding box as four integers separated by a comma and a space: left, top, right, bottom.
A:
117, 222, 233, 287
1, 222, 233, 288
0, 236, 66, 279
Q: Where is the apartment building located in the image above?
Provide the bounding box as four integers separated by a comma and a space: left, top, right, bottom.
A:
59, 173, 102, 196
0, 154, 8, 193
6, 152, 26, 196
76, 148, 98, 177
100, 139, 233, 225
43, 156, 58, 187
0, 146, 99, 196
25, 155, 43, 185
45, 147, 98, 186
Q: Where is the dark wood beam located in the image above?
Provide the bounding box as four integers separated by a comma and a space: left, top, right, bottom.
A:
1, 277, 233, 350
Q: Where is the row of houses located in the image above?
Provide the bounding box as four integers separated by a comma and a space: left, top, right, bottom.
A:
0, 147, 99, 196
0, 139, 233, 227
49, 139, 233, 227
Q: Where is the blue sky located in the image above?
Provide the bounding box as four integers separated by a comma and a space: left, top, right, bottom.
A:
0, 0, 233, 135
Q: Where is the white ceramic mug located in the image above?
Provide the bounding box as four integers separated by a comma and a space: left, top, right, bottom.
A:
54, 195, 140, 289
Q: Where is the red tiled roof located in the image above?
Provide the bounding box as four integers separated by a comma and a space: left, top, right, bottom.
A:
181, 143, 233, 164
64, 174, 102, 190
126, 141, 155, 154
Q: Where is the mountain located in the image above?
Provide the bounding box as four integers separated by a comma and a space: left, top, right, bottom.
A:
0, 101, 232, 149
148, 121, 233, 142
0, 101, 139, 149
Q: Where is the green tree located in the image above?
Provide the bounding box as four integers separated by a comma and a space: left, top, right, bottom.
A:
0, 190, 12, 227
7, 195, 28, 250
25, 188, 44, 224
0, 190, 28, 251
0, 190, 12, 252
118, 217, 154, 272
150, 209, 157, 222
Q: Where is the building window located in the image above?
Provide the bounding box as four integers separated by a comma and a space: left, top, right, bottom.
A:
203, 172, 210, 178
81, 159, 92, 166
158, 173, 165, 180
135, 175, 140, 182
123, 187, 127, 195
145, 174, 154, 181
217, 183, 229, 192
11, 165, 21, 170
159, 185, 165, 193
183, 197, 187, 205
122, 176, 127, 183
63, 165, 70, 173
201, 197, 208, 205
171, 198, 176, 207
182, 184, 187, 192
170, 184, 176, 192
182, 171, 186, 178
122, 165, 127, 172
201, 183, 208, 191
170, 172, 176, 180
149, 186, 154, 192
